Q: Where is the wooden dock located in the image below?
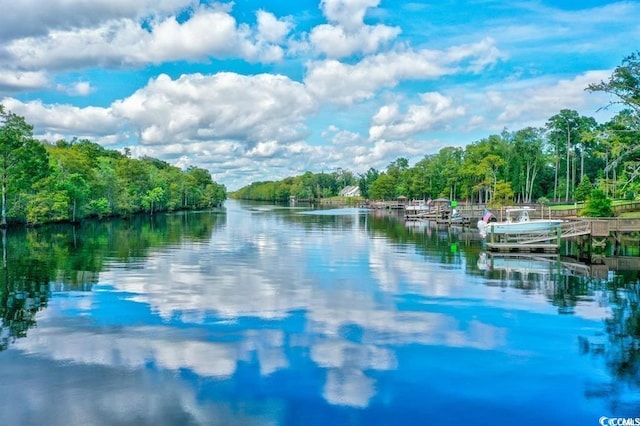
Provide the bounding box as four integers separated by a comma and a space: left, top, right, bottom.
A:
397, 201, 640, 255
435, 217, 471, 226
486, 220, 593, 253
404, 203, 484, 226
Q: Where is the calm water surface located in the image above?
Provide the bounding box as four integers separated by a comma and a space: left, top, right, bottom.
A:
1, 200, 639, 425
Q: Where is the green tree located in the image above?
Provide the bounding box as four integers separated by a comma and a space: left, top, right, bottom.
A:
460, 135, 505, 203
370, 173, 396, 200
142, 187, 165, 215
574, 175, 592, 202
94, 158, 118, 215
386, 158, 409, 178
587, 51, 640, 115
511, 127, 546, 203
385, 158, 410, 197
580, 188, 613, 217
44, 144, 97, 222
546, 110, 596, 202
203, 183, 226, 207
62, 173, 90, 222
483, 155, 505, 197
26, 176, 69, 225
0, 107, 49, 226
182, 166, 225, 207
86, 198, 109, 219
333, 168, 355, 191
115, 157, 151, 216
413, 148, 464, 200
298, 172, 318, 199
437, 147, 464, 200
358, 168, 379, 199
490, 180, 515, 208
595, 111, 640, 197
587, 52, 640, 197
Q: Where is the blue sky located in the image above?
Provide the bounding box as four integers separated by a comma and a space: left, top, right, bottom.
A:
1, 0, 638, 190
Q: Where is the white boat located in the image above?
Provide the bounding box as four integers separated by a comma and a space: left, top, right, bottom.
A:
477, 207, 562, 238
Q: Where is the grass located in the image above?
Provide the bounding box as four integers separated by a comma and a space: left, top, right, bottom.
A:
619, 211, 640, 218
546, 199, 640, 218
549, 203, 584, 211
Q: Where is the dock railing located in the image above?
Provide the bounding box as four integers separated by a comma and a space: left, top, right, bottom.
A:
559, 217, 640, 234
546, 201, 640, 218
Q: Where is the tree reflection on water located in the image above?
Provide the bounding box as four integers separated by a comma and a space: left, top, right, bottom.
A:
325, 212, 640, 412
403, 220, 640, 413
0, 211, 224, 351
580, 278, 640, 410
1, 228, 51, 351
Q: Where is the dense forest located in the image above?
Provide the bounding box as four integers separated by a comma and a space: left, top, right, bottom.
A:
0, 108, 226, 226
233, 51, 640, 207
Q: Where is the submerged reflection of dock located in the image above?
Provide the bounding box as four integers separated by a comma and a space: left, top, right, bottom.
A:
477, 252, 639, 280
602, 256, 640, 271
478, 252, 562, 275
405, 219, 485, 240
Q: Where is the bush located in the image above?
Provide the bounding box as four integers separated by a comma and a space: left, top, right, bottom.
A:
580, 188, 613, 217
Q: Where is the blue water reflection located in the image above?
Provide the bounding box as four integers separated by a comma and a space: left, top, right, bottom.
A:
0, 201, 638, 425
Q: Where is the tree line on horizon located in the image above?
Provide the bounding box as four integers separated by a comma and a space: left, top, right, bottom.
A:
233, 51, 640, 209
0, 107, 227, 226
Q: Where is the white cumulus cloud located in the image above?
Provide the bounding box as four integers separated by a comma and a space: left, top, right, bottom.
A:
1, 4, 293, 72
369, 92, 466, 141
0, 71, 50, 93
305, 38, 503, 104
309, 0, 400, 58
112, 72, 316, 146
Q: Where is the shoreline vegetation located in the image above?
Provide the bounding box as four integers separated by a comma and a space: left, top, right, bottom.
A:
232, 52, 640, 219
0, 105, 226, 228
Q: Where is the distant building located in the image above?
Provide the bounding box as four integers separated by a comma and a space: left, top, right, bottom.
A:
339, 185, 361, 197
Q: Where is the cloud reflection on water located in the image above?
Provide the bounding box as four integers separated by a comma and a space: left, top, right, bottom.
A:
0, 350, 282, 426
1, 202, 616, 418
15, 325, 239, 378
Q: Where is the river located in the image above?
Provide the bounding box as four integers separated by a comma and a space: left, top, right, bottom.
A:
0, 200, 638, 425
